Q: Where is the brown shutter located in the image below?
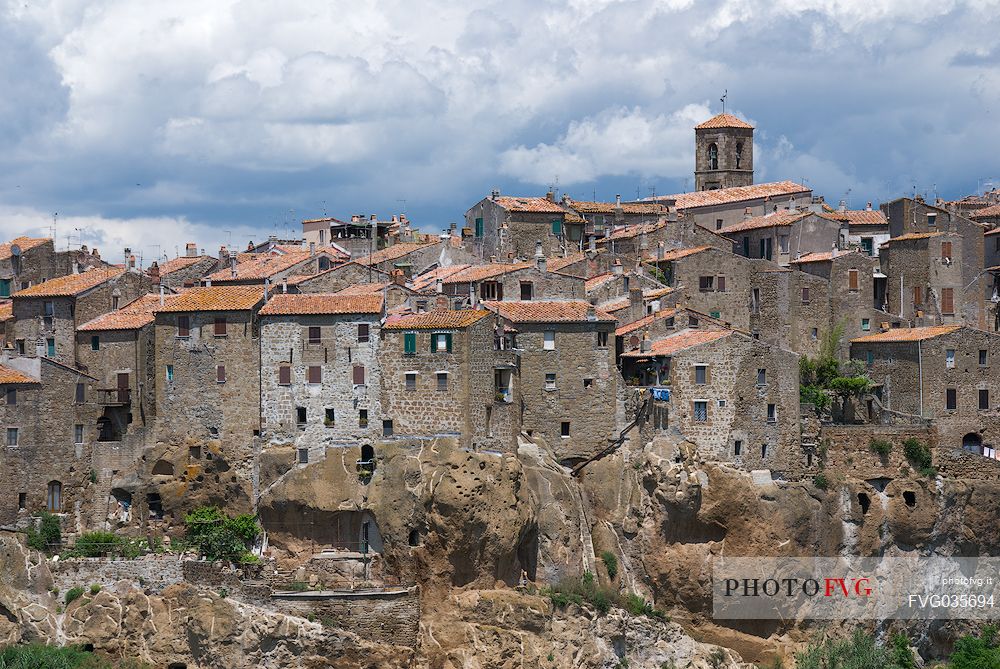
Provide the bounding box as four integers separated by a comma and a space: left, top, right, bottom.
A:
802, 287, 809, 303
358, 323, 370, 342
353, 365, 365, 385
217, 365, 226, 383
214, 317, 227, 335
913, 286, 922, 306
278, 365, 291, 385
941, 288, 955, 314
308, 366, 322, 384
177, 315, 190, 337
717, 276, 726, 292
308, 326, 321, 344
848, 269, 859, 291
941, 241, 952, 259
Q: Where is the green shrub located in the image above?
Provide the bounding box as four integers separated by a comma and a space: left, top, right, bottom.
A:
948, 625, 1000, 669
544, 575, 665, 619
869, 438, 892, 458
794, 629, 921, 669
890, 634, 915, 669
601, 551, 618, 580
71, 531, 121, 557
0, 642, 152, 668
64, 587, 84, 606
183, 506, 260, 563
89, 584, 101, 596
902, 438, 932, 470
813, 473, 829, 490
26, 512, 61, 553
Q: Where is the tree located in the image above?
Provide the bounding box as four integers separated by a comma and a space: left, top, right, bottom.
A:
183, 506, 260, 563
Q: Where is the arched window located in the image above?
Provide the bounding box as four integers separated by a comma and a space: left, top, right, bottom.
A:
360, 444, 375, 464
735, 143, 743, 169
708, 143, 718, 170
963, 432, 983, 455
47, 481, 62, 512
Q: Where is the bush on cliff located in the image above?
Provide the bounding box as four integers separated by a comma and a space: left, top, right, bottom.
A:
948, 625, 1000, 669
0, 643, 150, 668
26, 512, 61, 553
183, 506, 260, 563
796, 630, 913, 669
544, 572, 666, 619
65, 531, 143, 559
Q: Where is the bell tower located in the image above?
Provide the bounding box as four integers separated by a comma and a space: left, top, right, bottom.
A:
694, 113, 754, 191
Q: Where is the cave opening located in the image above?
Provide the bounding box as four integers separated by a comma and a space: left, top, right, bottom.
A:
857, 492, 871, 515
903, 491, 916, 508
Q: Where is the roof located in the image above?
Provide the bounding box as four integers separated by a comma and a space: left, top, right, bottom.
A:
695, 113, 754, 130
13, 268, 126, 298
971, 204, 1000, 220
301, 216, 348, 226
659, 181, 810, 210
547, 253, 589, 272
584, 273, 616, 291
411, 265, 472, 292
881, 232, 943, 245
383, 309, 491, 330
0, 363, 40, 385
259, 293, 383, 316
78, 294, 177, 331
790, 249, 863, 264
646, 246, 712, 263
0, 237, 49, 261
153, 286, 266, 313
599, 287, 674, 312
818, 209, 887, 226
483, 300, 615, 324
620, 328, 732, 358
158, 255, 215, 275
720, 209, 812, 234
355, 240, 440, 266
205, 250, 345, 283
597, 221, 667, 243
566, 200, 668, 216
442, 261, 534, 284
850, 325, 962, 343
334, 282, 391, 295
615, 308, 678, 336
492, 196, 567, 214
0, 300, 11, 322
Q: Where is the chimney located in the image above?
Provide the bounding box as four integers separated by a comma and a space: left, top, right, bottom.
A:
489, 255, 497, 263
744, 207, 753, 220
561, 193, 571, 205
230, 255, 237, 278
219, 246, 229, 262
640, 332, 651, 353
128, 254, 136, 269
436, 277, 444, 294
588, 236, 596, 252
534, 241, 546, 272
282, 278, 288, 294
615, 194, 622, 208
787, 197, 795, 211
612, 258, 623, 275
838, 199, 847, 213
92, 248, 100, 259
392, 215, 398, 223
186, 242, 197, 257
148, 262, 160, 285
159, 284, 165, 306
309, 241, 316, 256
657, 242, 665, 260
586, 305, 596, 322
449, 221, 457, 235
546, 190, 555, 202
866, 201, 873, 212
629, 287, 643, 310
264, 278, 270, 301
391, 269, 406, 286
205, 278, 211, 287
639, 230, 649, 252
490, 188, 500, 200
370, 214, 377, 222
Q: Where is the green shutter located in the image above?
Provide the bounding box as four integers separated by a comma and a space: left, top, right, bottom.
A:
404, 332, 416, 354
0, 279, 9, 298
551, 218, 562, 235
445, 333, 453, 352
710, 311, 721, 319
430, 333, 438, 352
475, 217, 484, 237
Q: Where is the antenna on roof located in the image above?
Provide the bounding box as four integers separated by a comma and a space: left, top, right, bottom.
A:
720, 89, 727, 114
50, 212, 57, 248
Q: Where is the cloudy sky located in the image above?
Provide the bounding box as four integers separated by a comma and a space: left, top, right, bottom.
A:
1, 0, 998, 265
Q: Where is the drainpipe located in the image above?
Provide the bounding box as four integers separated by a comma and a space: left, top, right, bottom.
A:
917, 339, 924, 418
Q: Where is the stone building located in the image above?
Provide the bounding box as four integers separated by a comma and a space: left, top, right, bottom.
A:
560, 197, 669, 248
970, 203, 1000, 229
986, 228, 1000, 270
439, 254, 586, 305
620, 326, 801, 471
204, 249, 348, 286
152, 286, 266, 443
259, 293, 385, 453
151, 246, 220, 289
850, 325, 1000, 453
484, 300, 617, 462
353, 239, 476, 278
11, 268, 151, 367
694, 113, 754, 191
380, 310, 517, 451
334, 277, 421, 313
0, 237, 107, 298
0, 357, 102, 524
464, 193, 570, 260
287, 261, 387, 293
724, 209, 843, 264
641, 181, 813, 233
820, 203, 889, 257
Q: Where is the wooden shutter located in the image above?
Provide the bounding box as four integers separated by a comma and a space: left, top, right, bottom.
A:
941, 241, 952, 259
445, 333, 453, 352
913, 286, 923, 306
278, 366, 291, 385
404, 332, 416, 354
358, 323, 370, 342
216, 365, 226, 383
214, 317, 227, 335
848, 269, 859, 291
353, 365, 365, 385
941, 288, 954, 314
717, 276, 726, 292
308, 326, 321, 344
802, 287, 809, 303
177, 315, 190, 337
308, 366, 322, 384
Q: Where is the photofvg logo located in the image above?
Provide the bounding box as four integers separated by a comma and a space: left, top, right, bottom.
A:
712, 558, 1000, 620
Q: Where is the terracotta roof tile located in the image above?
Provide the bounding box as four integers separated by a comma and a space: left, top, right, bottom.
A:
818, 209, 887, 226
567, 200, 668, 216
790, 249, 863, 264
13, 268, 126, 298
355, 240, 440, 266
850, 325, 962, 343
158, 255, 214, 275
881, 232, 943, 245
0, 237, 49, 261
584, 273, 616, 291
695, 113, 754, 130
597, 221, 668, 243
0, 363, 40, 385
0, 300, 12, 322
153, 286, 265, 313
646, 246, 712, 262
615, 308, 678, 336
546, 253, 589, 271
411, 265, 472, 292
206, 250, 345, 283
493, 196, 567, 214
720, 209, 812, 234
259, 293, 383, 316
383, 309, 491, 330
78, 294, 178, 331
483, 300, 615, 323
599, 287, 674, 312
657, 181, 810, 210
335, 282, 390, 295
443, 262, 534, 284
971, 204, 1000, 219
621, 328, 731, 357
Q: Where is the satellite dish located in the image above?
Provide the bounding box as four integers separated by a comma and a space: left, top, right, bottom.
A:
10, 244, 21, 257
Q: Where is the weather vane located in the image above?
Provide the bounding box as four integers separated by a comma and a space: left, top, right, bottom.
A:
721, 89, 727, 114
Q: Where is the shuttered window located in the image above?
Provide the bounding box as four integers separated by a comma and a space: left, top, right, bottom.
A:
717, 276, 726, 292
941, 288, 955, 315
941, 241, 952, 260
278, 365, 291, 386
357, 323, 370, 343
353, 365, 366, 385
913, 286, 923, 306
308, 326, 321, 344
216, 365, 226, 383
848, 269, 859, 291
801, 287, 809, 303
403, 332, 416, 354
214, 317, 227, 336
307, 366, 322, 384
177, 315, 190, 337
431, 333, 452, 352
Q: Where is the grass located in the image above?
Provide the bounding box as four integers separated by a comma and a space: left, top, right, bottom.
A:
869, 438, 892, 458
0, 643, 151, 668
902, 438, 937, 477
813, 473, 829, 490
64, 587, 85, 606
601, 551, 618, 580
543, 572, 667, 619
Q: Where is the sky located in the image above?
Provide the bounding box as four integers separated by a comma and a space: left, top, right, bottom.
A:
0, 0, 999, 266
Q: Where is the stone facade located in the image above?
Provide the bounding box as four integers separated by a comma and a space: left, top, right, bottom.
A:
271, 587, 421, 648
154, 255, 220, 289
727, 212, 843, 265
694, 117, 754, 191
464, 195, 569, 261
0, 239, 106, 297
75, 325, 156, 433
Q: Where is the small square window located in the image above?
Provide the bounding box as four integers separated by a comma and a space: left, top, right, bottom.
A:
296, 406, 307, 427
695, 365, 707, 385
596, 331, 608, 348
693, 401, 708, 422
717, 399, 727, 408
298, 448, 309, 464
545, 373, 556, 390
861, 319, 870, 331
946, 388, 957, 411
307, 326, 321, 344
979, 389, 990, 411
767, 404, 776, 422
307, 366, 322, 384
91, 335, 100, 351
74, 424, 84, 444
405, 372, 417, 391
6, 427, 18, 447
543, 331, 555, 350
583, 378, 594, 389
5, 388, 15, 406
699, 276, 714, 291
17, 492, 26, 510
382, 419, 393, 437
436, 372, 448, 391
560, 421, 570, 437
757, 369, 766, 385
946, 349, 956, 369
980, 350, 988, 366
325, 408, 335, 425
358, 323, 370, 343
359, 409, 369, 428
520, 282, 533, 300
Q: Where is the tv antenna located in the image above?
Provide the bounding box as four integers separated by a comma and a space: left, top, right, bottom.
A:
720, 89, 728, 114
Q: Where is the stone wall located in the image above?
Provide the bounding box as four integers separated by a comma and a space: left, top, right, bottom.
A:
51, 555, 185, 593
817, 425, 938, 480
159, 256, 220, 289
293, 262, 385, 293
271, 587, 421, 648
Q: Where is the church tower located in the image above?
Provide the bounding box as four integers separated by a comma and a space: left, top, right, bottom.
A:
694, 113, 754, 191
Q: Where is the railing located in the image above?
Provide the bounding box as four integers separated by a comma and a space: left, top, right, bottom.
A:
95, 388, 130, 405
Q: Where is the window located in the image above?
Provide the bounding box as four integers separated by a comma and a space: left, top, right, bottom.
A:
927, 213, 937, 227
699, 276, 714, 291
353, 365, 366, 385
318, 256, 331, 271
848, 269, 859, 292
216, 365, 226, 383
5, 388, 14, 405
405, 372, 417, 391
913, 286, 923, 307
561, 421, 570, 437
15, 339, 24, 355
382, 419, 393, 437
801, 287, 810, 304
866, 351, 875, 365
757, 369, 766, 385
46, 481, 61, 512
716, 218, 723, 231
751, 288, 760, 314
298, 448, 309, 464
778, 235, 789, 254
75, 382, 86, 403
278, 365, 291, 385
941, 288, 955, 315
717, 276, 726, 292
545, 373, 556, 389
296, 406, 307, 427
303, 326, 320, 344
404, 332, 416, 355
597, 331, 608, 347
717, 399, 726, 408
6, 427, 17, 447
46, 339, 55, 357
742, 236, 750, 257
980, 350, 988, 366
941, 241, 952, 260
861, 238, 874, 256
436, 372, 448, 391
543, 331, 555, 350
213, 317, 226, 336
761, 444, 768, 459
946, 388, 957, 410
583, 378, 594, 389
17, 492, 25, 510
43, 300, 54, 324
812, 328, 819, 340
767, 404, 776, 422
734, 440, 742, 456
112, 295, 119, 310
979, 389, 990, 411
474, 217, 484, 237
307, 366, 322, 384
74, 424, 84, 444
693, 401, 708, 422
431, 332, 452, 352
87, 334, 99, 351
689, 316, 699, 328
0, 279, 8, 298
862, 319, 871, 331
325, 408, 335, 425
551, 218, 562, 236
695, 365, 707, 385
357, 323, 370, 343
946, 349, 955, 368
480, 281, 502, 300
359, 409, 368, 428
735, 142, 743, 168
177, 315, 190, 337
708, 143, 718, 170
520, 282, 534, 300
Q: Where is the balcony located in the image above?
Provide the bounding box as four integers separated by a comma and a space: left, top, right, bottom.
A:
95, 388, 131, 406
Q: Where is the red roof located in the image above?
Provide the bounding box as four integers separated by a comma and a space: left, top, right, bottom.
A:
383, 309, 491, 330
259, 293, 383, 316
646, 246, 712, 263
0, 237, 49, 261
355, 241, 440, 266
158, 255, 214, 275
205, 249, 346, 283
153, 286, 265, 313
971, 204, 1000, 220
13, 268, 126, 298
615, 308, 678, 336
0, 363, 40, 385
620, 328, 731, 357
483, 300, 615, 324
695, 113, 754, 130
661, 181, 810, 211
818, 209, 887, 226
850, 325, 961, 343
78, 294, 178, 331
720, 209, 812, 234
493, 196, 567, 214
